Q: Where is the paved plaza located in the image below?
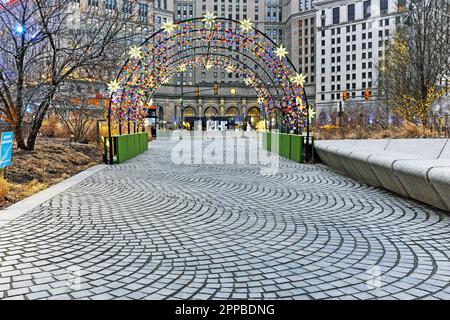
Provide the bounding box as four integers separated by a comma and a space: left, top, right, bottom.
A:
1, 137, 450, 300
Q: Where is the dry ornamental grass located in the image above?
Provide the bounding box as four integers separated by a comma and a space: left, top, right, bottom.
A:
0, 138, 102, 209
314, 122, 447, 140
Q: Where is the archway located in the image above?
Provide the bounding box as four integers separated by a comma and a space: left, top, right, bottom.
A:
247, 106, 261, 129
226, 106, 239, 117
158, 106, 165, 121
204, 106, 218, 118
183, 106, 196, 117
106, 14, 311, 163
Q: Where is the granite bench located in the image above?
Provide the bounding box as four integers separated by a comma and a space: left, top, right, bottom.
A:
315, 139, 450, 211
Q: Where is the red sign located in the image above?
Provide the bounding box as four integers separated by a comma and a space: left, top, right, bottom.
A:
0, 0, 18, 7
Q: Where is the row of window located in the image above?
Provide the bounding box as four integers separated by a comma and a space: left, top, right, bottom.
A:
81, 0, 150, 23
324, 0, 403, 26
321, 87, 373, 101
323, 71, 374, 84
204, 4, 252, 13
320, 62, 374, 74
321, 19, 391, 38
323, 29, 390, 46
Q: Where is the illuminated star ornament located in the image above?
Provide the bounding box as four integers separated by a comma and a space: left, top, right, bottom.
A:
205, 61, 214, 70
291, 73, 307, 87
149, 99, 154, 106
107, 80, 120, 94
226, 65, 235, 74
244, 77, 254, 86
162, 21, 177, 34
275, 44, 288, 61
308, 107, 316, 122
240, 19, 253, 32
178, 64, 187, 72
129, 46, 143, 60
202, 11, 217, 28
257, 97, 265, 105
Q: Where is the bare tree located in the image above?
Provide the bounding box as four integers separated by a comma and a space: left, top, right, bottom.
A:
53, 85, 103, 143
377, 0, 450, 125
0, 0, 143, 150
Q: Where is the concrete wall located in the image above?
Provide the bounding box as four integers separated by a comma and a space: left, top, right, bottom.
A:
315, 139, 450, 212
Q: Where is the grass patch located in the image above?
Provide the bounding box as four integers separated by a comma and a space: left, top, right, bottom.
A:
1, 138, 101, 209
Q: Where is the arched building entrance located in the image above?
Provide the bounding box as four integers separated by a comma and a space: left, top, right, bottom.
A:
204, 106, 219, 118
247, 107, 261, 129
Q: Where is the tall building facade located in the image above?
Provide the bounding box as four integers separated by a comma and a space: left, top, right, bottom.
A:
284, 0, 317, 109
66, 1, 406, 129
314, 0, 404, 119
155, 0, 175, 29
59, 0, 156, 108
154, 0, 291, 129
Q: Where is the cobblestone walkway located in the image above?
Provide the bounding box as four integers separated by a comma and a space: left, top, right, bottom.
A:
1, 138, 450, 300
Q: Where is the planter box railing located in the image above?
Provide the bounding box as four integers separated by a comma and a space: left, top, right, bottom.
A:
111, 132, 149, 164
262, 132, 314, 163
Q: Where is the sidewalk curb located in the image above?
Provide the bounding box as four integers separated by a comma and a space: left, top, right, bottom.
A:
0, 164, 107, 228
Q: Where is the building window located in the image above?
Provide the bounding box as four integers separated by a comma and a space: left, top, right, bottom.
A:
363, 1, 371, 19
138, 3, 148, 23
348, 4, 355, 22
333, 7, 340, 24
380, 0, 388, 15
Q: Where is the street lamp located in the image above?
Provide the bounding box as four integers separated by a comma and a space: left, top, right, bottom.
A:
15, 24, 24, 34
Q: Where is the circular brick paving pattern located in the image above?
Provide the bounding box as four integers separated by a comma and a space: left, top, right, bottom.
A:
0, 138, 450, 300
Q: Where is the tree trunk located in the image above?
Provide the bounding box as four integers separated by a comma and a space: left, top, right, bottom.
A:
26, 102, 51, 150
12, 122, 27, 150
25, 87, 57, 150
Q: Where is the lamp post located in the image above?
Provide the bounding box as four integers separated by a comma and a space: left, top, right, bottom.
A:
302, 87, 312, 163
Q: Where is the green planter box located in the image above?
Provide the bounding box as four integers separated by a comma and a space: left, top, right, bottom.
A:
290, 135, 303, 163
279, 133, 291, 159
113, 132, 149, 164
262, 132, 269, 151
267, 132, 272, 151
271, 132, 280, 154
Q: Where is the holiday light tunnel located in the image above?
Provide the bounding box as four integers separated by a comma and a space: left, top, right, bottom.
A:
106, 14, 313, 163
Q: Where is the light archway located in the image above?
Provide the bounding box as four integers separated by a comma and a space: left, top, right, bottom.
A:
106, 15, 311, 163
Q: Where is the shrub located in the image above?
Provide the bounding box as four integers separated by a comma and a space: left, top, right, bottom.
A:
0, 177, 10, 199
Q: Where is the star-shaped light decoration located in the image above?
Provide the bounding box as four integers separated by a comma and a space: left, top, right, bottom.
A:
202, 11, 217, 28
257, 97, 265, 105
178, 64, 187, 72
308, 107, 316, 122
240, 18, 253, 32
274, 44, 288, 61
162, 78, 170, 84
129, 46, 143, 60
244, 77, 254, 87
149, 99, 154, 106
107, 80, 120, 94
205, 61, 214, 70
226, 64, 235, 74
291, 73, 307, 87
162, 21, 177, 34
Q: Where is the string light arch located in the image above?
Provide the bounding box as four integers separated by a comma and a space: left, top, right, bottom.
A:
106, 14, 312, 164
